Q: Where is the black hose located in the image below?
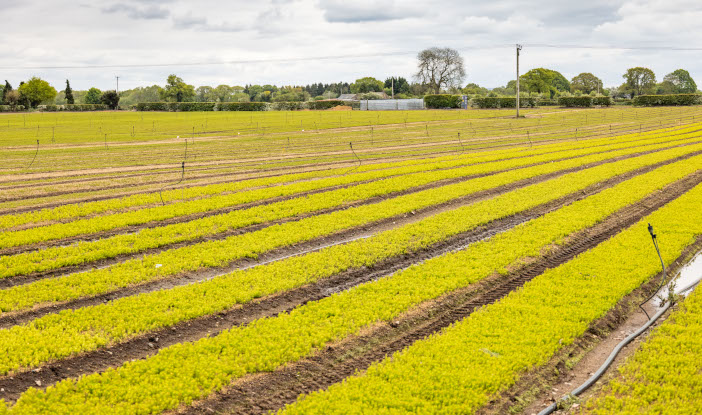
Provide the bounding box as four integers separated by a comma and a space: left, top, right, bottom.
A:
26, 140, 39, 170
345, 142, 361, 175
159, 161, 185, 206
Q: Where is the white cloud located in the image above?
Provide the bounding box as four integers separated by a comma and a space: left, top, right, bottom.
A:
1, 0, 701, 91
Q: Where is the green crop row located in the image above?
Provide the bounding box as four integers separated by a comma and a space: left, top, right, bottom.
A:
4, 124, 702, 251
0, 149, 699, 389
4, 141, 702, 314
582, 283, 702, 414
3, 134, 701, 415
4, 133, 702, 279
281, 179, 702, 415
2, 120, 699, 232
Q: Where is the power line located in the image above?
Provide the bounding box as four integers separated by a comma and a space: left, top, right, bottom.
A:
0, 45, 512, 70
2, 43, 698, 71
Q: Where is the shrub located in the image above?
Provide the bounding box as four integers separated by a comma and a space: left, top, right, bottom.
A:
424, 94, 461, 109
217, 102, 268, 111
136, 102, 169, 111
307, 100, 346, 110
558, 96, 592, 107
170, 102, 216, 111
472, 97, 537, 108
633, 94, 702, 106
269, 102, 304, 111
537, 99, 558, 106
100, 90, 120, 110
592, 96, 612, 106
613, 98, 633, 106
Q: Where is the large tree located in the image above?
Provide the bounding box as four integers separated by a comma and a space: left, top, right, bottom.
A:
415, 47, 465, 94
161, 74, 195, 102
350, 77, 384, 94
84, 87, 102, 104
520, 68, 569, 98
64, 80, 75, 104
623, 67, 656, 96
17, 77, 57, 108
663, 69, 697, 93
570, 72, 602, 94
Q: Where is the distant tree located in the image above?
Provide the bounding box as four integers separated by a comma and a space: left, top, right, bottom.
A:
384, 77, 411, 96
64, 80, 75, 104
350, 77, 384, 94
17, 77, 57, 108
623, 67, 656, 96
100, 90, 120, 109
415, 47, 465, 94
655, 81, 676, 95
462, 83, 489, 96
1, 80, 10, 104
161, 74, 195, 102
213, 85, 234, 102
84, 87, 102, 104
118, 85, 163, 106
663, 69, 697, 93
520, 68, 569, 98
4, 90, 19, 107
195, 86, 214, 102
570, 73, 602, 94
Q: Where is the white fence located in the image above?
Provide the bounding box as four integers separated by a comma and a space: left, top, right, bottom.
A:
360, 99, 425, 111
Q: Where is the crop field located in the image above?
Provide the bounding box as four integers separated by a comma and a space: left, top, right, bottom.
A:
0, 106, 701, 414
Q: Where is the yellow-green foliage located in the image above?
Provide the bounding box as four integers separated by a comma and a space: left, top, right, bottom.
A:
2, 153, 701, 414
582, 286, 702, 414
281, 182, 702, 415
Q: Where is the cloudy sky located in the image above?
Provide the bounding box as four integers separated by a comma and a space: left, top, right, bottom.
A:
1, 0, 700, 91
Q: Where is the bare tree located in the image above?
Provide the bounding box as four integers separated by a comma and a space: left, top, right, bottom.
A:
415, 47, 465, 94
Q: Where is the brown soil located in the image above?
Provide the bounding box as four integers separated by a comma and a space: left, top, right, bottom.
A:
2, 159, 700, 404
174, 166, 702, 415
5, 136, 700, 258
328, 106, 352, 111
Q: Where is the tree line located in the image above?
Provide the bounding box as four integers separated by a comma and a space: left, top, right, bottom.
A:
1, 47, 699, 109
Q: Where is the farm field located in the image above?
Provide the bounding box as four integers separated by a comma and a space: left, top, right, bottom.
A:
0, 106, 701, 414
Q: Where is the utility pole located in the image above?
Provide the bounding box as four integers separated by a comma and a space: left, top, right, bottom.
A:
516, 44, 522, 118
116, 76, 119, 94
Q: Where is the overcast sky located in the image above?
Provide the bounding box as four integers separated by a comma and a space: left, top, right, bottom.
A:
1, 0, 700, 91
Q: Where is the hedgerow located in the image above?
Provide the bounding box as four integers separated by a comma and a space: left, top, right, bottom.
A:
423, 94, 461, 109
472, 97, 538, 108
633, 94, 702, 106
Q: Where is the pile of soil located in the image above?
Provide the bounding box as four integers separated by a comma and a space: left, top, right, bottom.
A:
328, 105, 352, 111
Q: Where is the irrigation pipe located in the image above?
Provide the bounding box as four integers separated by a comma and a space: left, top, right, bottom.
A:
538, 266, 702, 415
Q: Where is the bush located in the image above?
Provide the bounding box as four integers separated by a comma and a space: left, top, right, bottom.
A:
558, 96, 592, 107
65, 104, 107, 111
269, 102, 303, 111
170, 102, 216, 111
592, 96, 612, 106
217, 102, 268, 111
633, 94, 702, 106
472, 97, 538, 108
0, 105, 25, 112
424, 94, 461, 109
307, 100, 346, 110
100, 90, 120, 110
136, 102, 169, 111
613, 98, 633, 106
537, 99, 558, 106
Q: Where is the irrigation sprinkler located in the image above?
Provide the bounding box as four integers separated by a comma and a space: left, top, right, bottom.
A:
159, 161, 186, 206
639, 223, 667, 320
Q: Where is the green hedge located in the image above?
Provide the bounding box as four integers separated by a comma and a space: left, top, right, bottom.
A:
472, 97, 538, 109
424, 95, 461, 109
592, 96, 612, 106
39, 104, 108, 112
269, 102, 303, 111
0, 105, 25, 112
135, 101, 351, 112
557, 96, 612, 107
558, 96, 592, 107
613, 98, 633, 106
633, 94, 702, 106
537, 99, 558, 106
307, 100, 346, 110
217, 102, 268, 111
